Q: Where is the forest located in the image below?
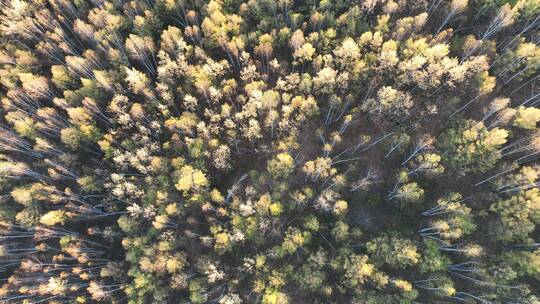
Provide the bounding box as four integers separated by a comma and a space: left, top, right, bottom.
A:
0, 0, 539, 303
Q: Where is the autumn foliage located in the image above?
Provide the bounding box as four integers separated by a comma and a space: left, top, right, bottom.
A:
0, 0, 540, 303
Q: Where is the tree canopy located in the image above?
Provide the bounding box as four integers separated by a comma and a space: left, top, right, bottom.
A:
0, 0, 539, 303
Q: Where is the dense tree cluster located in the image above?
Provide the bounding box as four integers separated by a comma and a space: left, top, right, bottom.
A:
0, 0, 539, 303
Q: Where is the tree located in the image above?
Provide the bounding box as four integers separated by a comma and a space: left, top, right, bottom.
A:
125, 34, 157, 75
175, 165, 208, 194
201, 0, 243, 49
214, 232, 232, 254
501, 249, 540, 280
166, 110, 199, 134
342, 254, 375, 288
40, 210, 67, 226
513, 106, 540, 129
313, 67, 337, 94
267, 152, 294, 179
279, 228, 310, 256
51, 65, 77, 88
303, 157, 335, 182
262, 289, 289, 304
331, 220, 349, 241
290, 250, 327, 292
407, 153, 445, 177
418, 239, 451, 273
490, 187, 540, 243
366, 234, 420, 269
18, 72, 53, 99
255, 33, 273, 74
334, 37, 365, 77
390, 182, 424, 202
496, 39, 540, 84
439, 120, 508, 173
420, 193, 477, 243
480, 4, 514, 41
436, 0, 469, 34
125, 67, 152, 96
60, 127, 82, 150
362, 86, 413, 120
